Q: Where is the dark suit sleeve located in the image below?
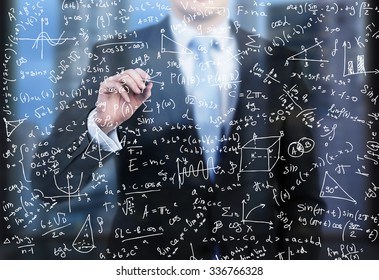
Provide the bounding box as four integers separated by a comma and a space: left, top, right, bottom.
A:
30, 45, 114, 198
30, 107, 100, 198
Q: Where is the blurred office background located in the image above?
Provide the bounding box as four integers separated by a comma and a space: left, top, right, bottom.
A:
1, 0, 379, 259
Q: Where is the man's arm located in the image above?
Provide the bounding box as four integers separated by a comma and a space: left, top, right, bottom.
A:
87, 109, 122, 152
30, 58, 152, 199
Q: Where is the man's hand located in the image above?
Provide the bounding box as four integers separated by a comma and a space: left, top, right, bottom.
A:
94, 68, 153, 134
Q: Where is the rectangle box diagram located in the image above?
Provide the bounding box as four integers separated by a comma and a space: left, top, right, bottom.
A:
357, 55, 366, 73
239, 135, 281, 172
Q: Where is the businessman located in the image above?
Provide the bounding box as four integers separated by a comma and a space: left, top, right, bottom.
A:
32, 0, 325, 259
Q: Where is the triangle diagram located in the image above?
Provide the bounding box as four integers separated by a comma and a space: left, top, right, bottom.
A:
286, 40, 329, 64
161, 34, 193, 54
3, 238, 11, 245
3, 117, 27, 138
320, 171, 356, 204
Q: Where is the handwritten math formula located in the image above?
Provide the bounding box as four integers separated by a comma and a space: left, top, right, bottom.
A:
1, 0, 379, 260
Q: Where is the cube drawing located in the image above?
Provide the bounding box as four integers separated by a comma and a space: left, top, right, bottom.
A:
239, 136, 281, 172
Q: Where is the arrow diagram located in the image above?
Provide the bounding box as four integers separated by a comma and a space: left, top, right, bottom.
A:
241, 201, 273, 226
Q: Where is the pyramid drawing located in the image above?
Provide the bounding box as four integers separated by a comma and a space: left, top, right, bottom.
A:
84, 129, 116, 162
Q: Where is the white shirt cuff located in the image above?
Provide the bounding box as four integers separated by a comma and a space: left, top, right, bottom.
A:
87, 109, 123, 152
